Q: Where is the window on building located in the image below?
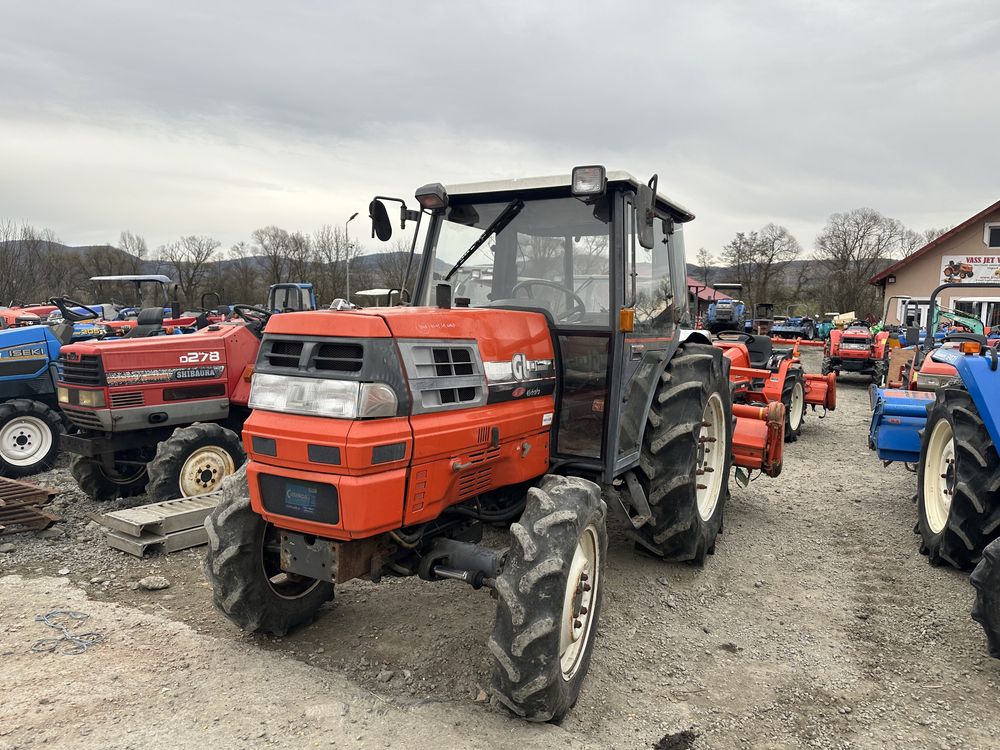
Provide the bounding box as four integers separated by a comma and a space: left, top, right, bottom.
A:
985, 223, 1000, 249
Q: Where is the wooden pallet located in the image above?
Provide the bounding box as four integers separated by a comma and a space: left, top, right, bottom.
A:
0, 476, 59, 534
99, 493, 221, 557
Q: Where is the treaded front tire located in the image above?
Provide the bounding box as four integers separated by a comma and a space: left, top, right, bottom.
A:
917, 388, 1000, 569
489, 475, 607, 723
782, 368, 805, 443
633, 342, 733, 563
203, 465, 334, 635
0, 399, 64, 477
146, 422, 245, 502
70, 453, 149, 502
971, 538, 1000, 658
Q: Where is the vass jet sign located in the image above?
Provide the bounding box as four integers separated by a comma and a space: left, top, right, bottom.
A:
939, 255, 1000, 283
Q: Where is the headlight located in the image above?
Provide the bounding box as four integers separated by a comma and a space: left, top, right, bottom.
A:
249, 373, 397, 419
77, 389, 105, 407
57, 387, 69, 404
915, 373, 956, 391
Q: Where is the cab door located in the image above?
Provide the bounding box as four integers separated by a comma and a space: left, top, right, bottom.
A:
607, 197, 679, 478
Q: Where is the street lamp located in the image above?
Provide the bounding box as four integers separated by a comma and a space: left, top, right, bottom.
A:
345, 212, 359, 300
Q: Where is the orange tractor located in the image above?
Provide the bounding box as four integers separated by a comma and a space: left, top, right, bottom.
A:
714, 331, 836, 444
203, 167, 786, 722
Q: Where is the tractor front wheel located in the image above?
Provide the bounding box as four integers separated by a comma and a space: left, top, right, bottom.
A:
70, 452, 149, 502
633, 342, 732, 563
917, 388, 1000, 568
489, 475, 607, 722
971, 538, 1000, 658
203, 465, 334, 635
146, 423, 245, 502
0, 399, 64, 477
782, 369, 805, 442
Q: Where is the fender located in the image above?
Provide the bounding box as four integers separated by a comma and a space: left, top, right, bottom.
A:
930, 348, 1000, 451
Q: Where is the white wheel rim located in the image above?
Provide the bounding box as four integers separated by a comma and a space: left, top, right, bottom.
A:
559, 523, 600, 681
789, 381, 805, 431
923, 419, 955, 535
179, 446, 236, 496
696, 393, 726, 521
0, 415, 52, 467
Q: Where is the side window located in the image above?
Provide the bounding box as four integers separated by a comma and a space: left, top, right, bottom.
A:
630, 212, 674, 336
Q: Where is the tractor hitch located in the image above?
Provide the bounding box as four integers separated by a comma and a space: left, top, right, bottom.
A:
417, 538, 506, 590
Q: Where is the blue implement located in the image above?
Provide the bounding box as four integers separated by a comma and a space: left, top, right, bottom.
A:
868, 387, 936, 463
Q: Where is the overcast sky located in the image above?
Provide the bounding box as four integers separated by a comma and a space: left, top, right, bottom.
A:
0, 0, 996, 259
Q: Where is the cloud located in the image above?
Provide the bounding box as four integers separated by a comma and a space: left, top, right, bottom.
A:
0, 0, 996, 256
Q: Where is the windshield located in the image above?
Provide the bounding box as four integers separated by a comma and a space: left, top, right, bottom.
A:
419, 196, 611, 325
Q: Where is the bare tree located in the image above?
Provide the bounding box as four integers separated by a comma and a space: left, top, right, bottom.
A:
160, 235, 220, 302
695, 247, 714, 285
118, 231, 148, 273
223, 241, 264, 305
251, 226, 291, 285
720, 224, 801, 308
814, 208, 908, 317
286, 231, 312, 282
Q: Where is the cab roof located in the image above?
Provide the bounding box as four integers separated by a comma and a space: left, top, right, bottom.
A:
89, 275, 173, 283
445, 171, 696, 223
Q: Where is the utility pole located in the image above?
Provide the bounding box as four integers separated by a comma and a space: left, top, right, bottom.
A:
345, 212, 358, 301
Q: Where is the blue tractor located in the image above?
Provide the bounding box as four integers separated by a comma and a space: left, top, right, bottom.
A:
0, 298, 123, 477
705, 284, 747, 334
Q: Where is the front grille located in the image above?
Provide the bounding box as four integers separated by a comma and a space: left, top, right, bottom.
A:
60, 355, 103, 386
313, 343, 363, 372
110, 391, 144, 408
267, 340, 303, 368
62, 406, 105, 430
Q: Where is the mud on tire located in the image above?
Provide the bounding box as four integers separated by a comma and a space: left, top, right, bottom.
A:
203, 465, 334, 635
971, 538, 1000, 658
70, 452, 149, 502
0, 399, 64, 477
917, 388, 1000, 569
489, 475, 607, 723
146, 422, 245, 503
632, 342, 733, 563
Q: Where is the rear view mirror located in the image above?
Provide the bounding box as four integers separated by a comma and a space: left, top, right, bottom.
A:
369, 199, 392, 241
636, 174, 658, 250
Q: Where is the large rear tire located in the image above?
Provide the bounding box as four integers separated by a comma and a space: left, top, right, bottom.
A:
489, 475, 606, 723
70, 452, 149, 502
203, 465, 334, 635
971, 538, 1000, 658
633, 342, 733, 563
146, 423, 245, 503
782, 369, 805, 443
0, 399, 64, 477
917, 388, 1000, 568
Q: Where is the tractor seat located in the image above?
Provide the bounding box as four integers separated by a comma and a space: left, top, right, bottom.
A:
744, 334, 773, 369
123, 307, 166, 338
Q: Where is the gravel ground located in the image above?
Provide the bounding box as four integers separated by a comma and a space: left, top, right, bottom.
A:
1, 348, 998, 749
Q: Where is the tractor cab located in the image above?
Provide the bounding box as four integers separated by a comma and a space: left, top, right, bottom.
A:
371, 167, 692, 475
267, 283, 316, 313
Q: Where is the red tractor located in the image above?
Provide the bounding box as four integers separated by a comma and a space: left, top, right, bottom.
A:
201, 167, 788, 722
822, 320, 890, 382
714, 331, 836, 443
57, 305, 271, 502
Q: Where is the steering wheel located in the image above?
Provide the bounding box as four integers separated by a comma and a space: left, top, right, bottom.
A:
49, 296, 103, 322
511, 280, 588, 323
715, 330, 754, 343
231, 304, 272, 325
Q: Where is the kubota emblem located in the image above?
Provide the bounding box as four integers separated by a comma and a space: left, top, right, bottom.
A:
511, 353, 528, 381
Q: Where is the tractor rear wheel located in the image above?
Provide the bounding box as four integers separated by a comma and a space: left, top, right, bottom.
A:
146, 423, 245, 503
971, 538, 1000, 658
70, 452, 149, 502
489, 475, 606, 723
782, 369, 805, 443
203, 465, 334, 635
0, 399, 64, 477
917, 388, 1000, 568
633, 342, 733, 563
